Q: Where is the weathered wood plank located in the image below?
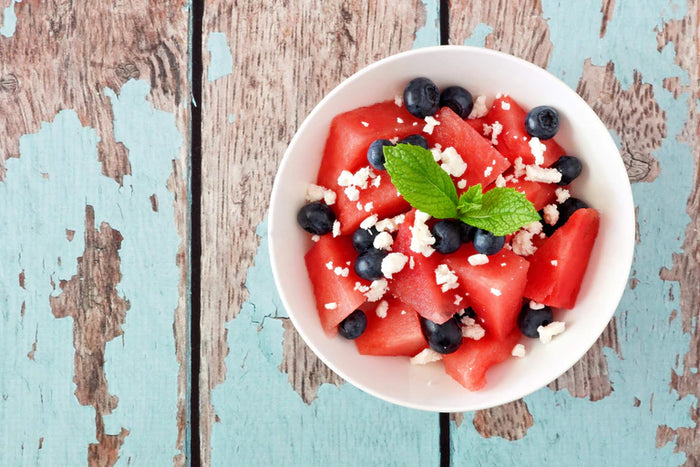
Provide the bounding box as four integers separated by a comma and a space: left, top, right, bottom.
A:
449, 0, 700, 463
0, 2, 190, 465
200, 0, 440, 464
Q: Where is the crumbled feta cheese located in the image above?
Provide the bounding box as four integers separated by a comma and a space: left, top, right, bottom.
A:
333, 266, 349, 277
352, 167, 373, 189
381, 252, 408, 279
454, 295, 463, 306
462, 322, 486, 340
364, 201, 374, 212
457, 179, 467, 189
484, 166, 493, 178
437, 146, 467, 177
490, 288, 502, 296
423, 116, 440, 134
325, 261, 334, 270
394, 94, 403, 107
501, 100, 511, 110
524, 221, 543, 235
375, 300, 389, 318
324, 302, 337, 310
346, 261, 351, 266
311, 235, 320, 242
371, 175, 381, 188
511, 229, 537, 256
353, 282, 370, 293
483, 123, 493, 136
360, 214, 379, 230
539, 232, 546, 239
525, 165, 562, 184
543, 204, 559, 225
430, 147, 443, 162
397, 117, 404, 124
511, 344, 526, 357
361, 121, 369, 127
413, 122, 418, 126
375, 213, 405, 233
495, 174, 507, 188
373, 231, 394, 251
410, 348, 443, 365
337, 170, 354, 187
305, 183, 337, 205
389, 136, 399, 144
409, 256, 415, 269
344, 186, 360, 201
364, 278, 388, 302
356, 202, 364, 211
551, 260, 559, 266
501, 262, 507, 267
529, 301, 545, 310
528, 137, 547, 165
468, 253, 489, 266
538, 321, 566, 344
490, 121, 503, 145
468, 95, 488, 118
435, 264, 459, 292
513, 157, 527, 178
409, 210, 436, 257
555, 187, 571, 204
332, 220, 341, 237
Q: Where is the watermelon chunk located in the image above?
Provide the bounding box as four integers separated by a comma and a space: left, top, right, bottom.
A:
485, 96, 565, 167
317, 101, 424, 189
390, 210, 461, 324
524, 208, 600, 309
354, 298, 427, 356
427, 107, 510, 187
446, 244, 530, 339
334, 177, 410, 235
305, 235, 369, 336
443, 330, 521, 390
506, 177, 557, 211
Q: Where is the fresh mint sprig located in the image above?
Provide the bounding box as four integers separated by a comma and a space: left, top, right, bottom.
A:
383, 144, 540, 236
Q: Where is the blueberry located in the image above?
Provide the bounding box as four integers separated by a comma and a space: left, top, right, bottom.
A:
338, 309, 367, 339
472, 229, 506, 255
551, 155, 582, 186
525, 106, 559, 140
453, 307, 477, 323
420, 317, 463, 354
439, 86, 474, 118
297, 201, 336, 235
398, 134, 429, 150
430, 220, 462, 254
354, 248, 388, 281
542, 197, 589, 236
352, 227, 379, 254
458, 222, 476, 244
404, 77, 440, 118
517, 303, 554, 338
367, 139, 394, 170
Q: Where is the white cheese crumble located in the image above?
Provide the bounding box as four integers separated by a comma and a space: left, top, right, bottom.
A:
543, 204, 560, 225
435, 264, 459, 292
324, 302, 337, 310
529, 301, 545, 310
364, 201, 374, 212
353, 282, 370, 293
555, 187, 571, 204
361, 121, 369, 127
551, 260, 559, 266
410, 348, 443, 365
495, 174, 507, 188
525, 165, 562, 184
432, 146, 467, 177
528, 137, 547, 165
311, 235, 320, 242
305, 183, 337, 205
538, 321, 566, 344
482, 123, 492, 136
325, 261, 334, 270
409, 256, 415, 269
344, 185, 360, 201
409, 210, 436, 257
513, 157, 527, 178
468, 253, 489, 266
373, 231, 394, 251
511, 344, 526, 357
394, 94, 403, 107
501, 100, 511, 110
360, 214, 379, 230
371, 175, 381, 188
484, 166, 493, 178
338, 167, 373, 189
364, 278, 388, 302
375, 300, 389, 318
389, 136, 399, 144
375, 213, 405, 233
468, 95, 488, 119
490, 288, 502, 296
423, 116, 440, 134
457, 179, 467, 189
462, 319, 486, 340
525, 221, 543, 235
454, 295, 463, 306
490, 121, 503, 145
332, 220, 341, 237
381, 252, 408, 279
333, 266, 349, 277
397, 117, 404, 124
356, 202, 364, 211
511, 229, 537, 256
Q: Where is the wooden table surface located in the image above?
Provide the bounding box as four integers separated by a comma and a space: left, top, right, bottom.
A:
1, 0, 698, 465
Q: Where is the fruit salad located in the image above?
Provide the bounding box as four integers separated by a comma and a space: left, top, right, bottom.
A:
296, 77, 600, 391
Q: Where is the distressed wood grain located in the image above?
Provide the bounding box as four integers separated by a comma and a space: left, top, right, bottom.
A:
200, 1, 430, 463
0, 2, 190, 465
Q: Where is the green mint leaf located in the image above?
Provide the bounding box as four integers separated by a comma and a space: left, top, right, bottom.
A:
457, 184, 483, 214
383, 144, 458, 218
458, 187, 541, 236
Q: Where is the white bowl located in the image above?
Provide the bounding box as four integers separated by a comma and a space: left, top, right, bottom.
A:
268, 46, 634, 412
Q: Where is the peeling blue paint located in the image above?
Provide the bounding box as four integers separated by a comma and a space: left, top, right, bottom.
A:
227, 113, 235, 124
462, 23, 493, 47
0, 0, 20, 37
207, 32, 233, 82
0, 79, 183, 464
414, 0, 440, 49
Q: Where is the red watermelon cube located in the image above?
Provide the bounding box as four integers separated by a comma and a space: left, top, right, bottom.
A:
355, 298, 427, 356
524, 208, 600, 309
506, 177, 558, 211
334, 176, 410, 235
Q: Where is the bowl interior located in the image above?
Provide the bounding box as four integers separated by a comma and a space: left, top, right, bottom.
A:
268, 46, 634, 412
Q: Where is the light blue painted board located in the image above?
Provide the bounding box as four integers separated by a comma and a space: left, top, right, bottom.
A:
0, 79, 185, 465
0, 0, 20, 37
207, 32, 233, 82
451, 1, 697, 465
209, 5, 443, 465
